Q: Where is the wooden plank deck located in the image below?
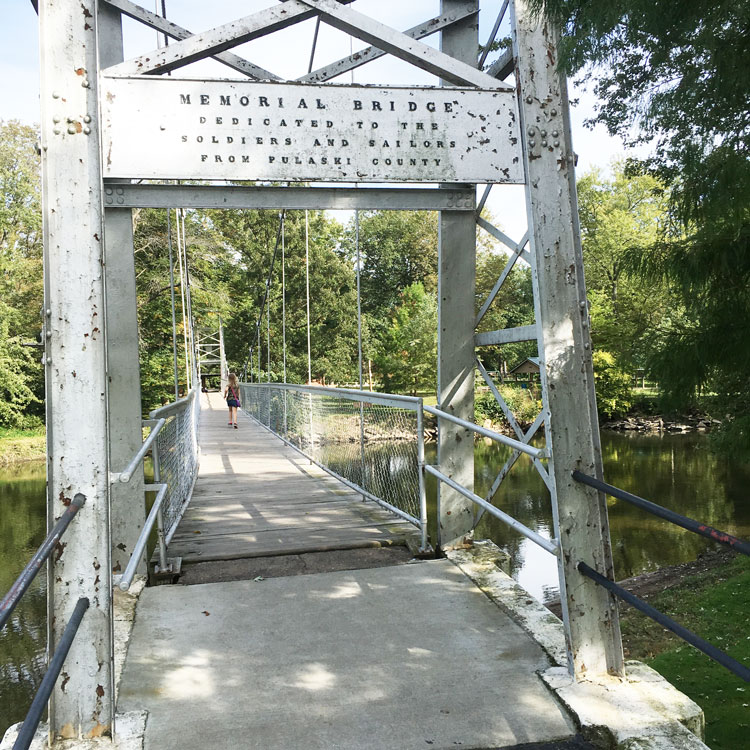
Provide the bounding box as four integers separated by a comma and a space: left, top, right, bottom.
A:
166, 392, 419, 563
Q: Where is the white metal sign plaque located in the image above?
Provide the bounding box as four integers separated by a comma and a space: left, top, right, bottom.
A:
101, 78, 523, 184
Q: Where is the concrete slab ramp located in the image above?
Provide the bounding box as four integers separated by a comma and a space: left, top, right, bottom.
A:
117, 559, 577, 749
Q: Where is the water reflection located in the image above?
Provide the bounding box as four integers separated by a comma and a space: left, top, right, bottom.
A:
0, 461, 47, 737
328, 431, 750, 604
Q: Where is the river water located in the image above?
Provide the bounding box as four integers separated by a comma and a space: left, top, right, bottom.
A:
1, 430, 749, 735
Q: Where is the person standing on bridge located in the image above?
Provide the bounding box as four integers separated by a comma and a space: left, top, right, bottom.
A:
224, 372, 241, 429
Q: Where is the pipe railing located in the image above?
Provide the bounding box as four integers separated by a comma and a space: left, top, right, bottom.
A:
0, 493, 85, 631
573, 471, 750, 682
116, 483, 168, 591
423, 403, 547, 459
115, 417, 166, 484
12, 598, 90, 750
424, 464, 559, 555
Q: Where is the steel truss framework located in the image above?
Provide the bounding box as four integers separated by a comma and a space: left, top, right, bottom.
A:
37, 0, 625, 739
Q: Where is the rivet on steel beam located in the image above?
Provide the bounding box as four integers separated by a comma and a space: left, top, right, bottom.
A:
46, 331, 52, 339
46, 357, 52, 364
52, 92, 60, 99
117, 197, 125, 205
527, 128, 535, 136
554, 141, 560, 148
66, 117, 74, 123
46, 309, 52, 317
551, 109, 558, 116
84, 127, 91, 135
542, 140, 548, 148
584, 343, 590, 350
53, 117, 60, 124
67, 126, 76, 135
525, 96, 533, 104
105, 197, 113, 205
579, 301, 587, 309
83, 115, 92, 124
53, 128, 60, 135
115, 188, 124, 195
529, 140, 536, 148
540, 130, 547, 137
82, 79, 90, 88
552, 130, 559, 138
105, 188, 113, 196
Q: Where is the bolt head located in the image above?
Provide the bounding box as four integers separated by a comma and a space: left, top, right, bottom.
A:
527, 128, 535, 137
552, 130, 559, 138
82, 79, 90, 88
540, 130, 547, 137
551, 109, 558, 116
541, 140, 548, 148
554, 141, 560, 148
84, 127, 91, 135
525, 96, 533, 104
67, 126, 76, 135
83, 115, 92, 124
529, 140, 536, 148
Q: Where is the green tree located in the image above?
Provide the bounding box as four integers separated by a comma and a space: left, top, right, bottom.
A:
577, 164, 674, 371
0, 120, 44, 425
374, 282, 437, 395
537, 0, 750, 453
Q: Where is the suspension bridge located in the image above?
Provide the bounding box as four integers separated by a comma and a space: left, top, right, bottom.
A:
3, 1, 747, 748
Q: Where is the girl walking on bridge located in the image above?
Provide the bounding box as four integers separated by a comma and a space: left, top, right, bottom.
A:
224, 372, 241, 428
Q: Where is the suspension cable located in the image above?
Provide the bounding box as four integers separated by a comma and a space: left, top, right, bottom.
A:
242, 212, 285, 379
282, 213, 287, 384
175, 208, 190, 392
166, 210, 179, 400
305, 210, 312, 384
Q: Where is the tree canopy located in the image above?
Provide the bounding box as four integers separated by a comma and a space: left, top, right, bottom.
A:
538, 0, 750, 452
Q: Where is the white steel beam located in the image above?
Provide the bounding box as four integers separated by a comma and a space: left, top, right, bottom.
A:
513, 0, 624, 680
297, 0, 511, 90
298, 7, 477, 83
103, 0, 281, 80
103, 183, 476, 211
103, 1, 338, 76
474, 324, 537, 346
40, 0, 113, 737
475, 233, 529, 326
477, 217, 530, 262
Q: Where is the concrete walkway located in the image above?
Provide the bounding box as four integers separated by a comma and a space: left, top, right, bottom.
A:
117, 559, 577, 749
166, 392, 419, 564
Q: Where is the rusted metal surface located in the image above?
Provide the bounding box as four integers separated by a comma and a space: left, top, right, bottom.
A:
103, 0, 351, 77
39, 0, 114, 737
512, 0, 624, 680
100, 77, 522, 183
103, 0, 281, 80
298, 7, 478, 83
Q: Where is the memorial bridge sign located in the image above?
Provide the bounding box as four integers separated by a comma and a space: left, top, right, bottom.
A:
101, 78, 523, 184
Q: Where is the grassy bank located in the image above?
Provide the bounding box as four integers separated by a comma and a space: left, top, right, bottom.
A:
0, 427, 46, 466
620, 552, 750, 749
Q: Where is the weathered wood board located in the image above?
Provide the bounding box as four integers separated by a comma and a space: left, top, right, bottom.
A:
165, 392, 418, 564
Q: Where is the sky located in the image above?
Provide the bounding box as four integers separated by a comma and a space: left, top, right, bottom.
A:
1, 0, 634, 242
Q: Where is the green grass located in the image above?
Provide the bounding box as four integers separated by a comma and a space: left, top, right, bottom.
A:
620, 554, 750, 749
0, 426, 46, 465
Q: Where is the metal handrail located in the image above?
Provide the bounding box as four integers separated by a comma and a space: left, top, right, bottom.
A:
423, 404, 547, 459
241, 382, 423, 409
116, 417, 166, 483
0, 493, 86, 631
117, 483, 168, 591
424, 464, 559, 555
12, 597, 90, 750
149, 387, 197, 419
572, 472, 750, 682
573, 470, 750, 556
578, 562, 750, 683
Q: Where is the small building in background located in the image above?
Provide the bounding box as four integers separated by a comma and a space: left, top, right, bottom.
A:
508, 357, 541, 383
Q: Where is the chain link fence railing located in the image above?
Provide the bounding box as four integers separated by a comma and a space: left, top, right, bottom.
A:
239, 383, 428, 549
149, 388, 200, 543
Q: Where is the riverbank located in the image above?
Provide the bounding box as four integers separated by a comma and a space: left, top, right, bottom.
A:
549, 548, 750, 750
0, 428, 46, 466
